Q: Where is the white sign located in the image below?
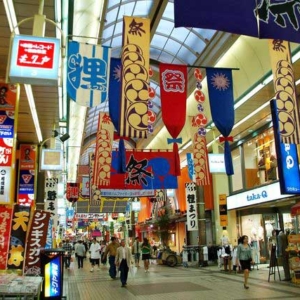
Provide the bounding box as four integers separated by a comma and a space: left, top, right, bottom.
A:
227, 182, 293, 210
76, 213, 105, 219
0, 167, 11, 204
101, 189, 155, 197
208, 154, 226, 173
185, 183, 198, 231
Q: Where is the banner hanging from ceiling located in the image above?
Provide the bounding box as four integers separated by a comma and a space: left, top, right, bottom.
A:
96, 150, 178, 190
119, 16, 150, 138
67, 41, 111, 107
93, 112, 114, 188
24, 210, 51, 275
159, 63, 187, 175
174, 0, 300, 43
206, 68, 235, 175
268, 39, 300, 144
7, 204, 31, 270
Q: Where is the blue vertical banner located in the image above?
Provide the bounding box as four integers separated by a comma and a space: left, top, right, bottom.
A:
270, 99, 300, 194
186, 153, 194, 181
67, 41, 111, 107
206, 68, 235, 175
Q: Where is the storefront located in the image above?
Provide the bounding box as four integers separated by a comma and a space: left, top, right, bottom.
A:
227, 182, 298, 261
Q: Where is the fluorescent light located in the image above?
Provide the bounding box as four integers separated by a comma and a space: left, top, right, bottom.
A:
24, 84, 43, 142
3, 0, 19, 34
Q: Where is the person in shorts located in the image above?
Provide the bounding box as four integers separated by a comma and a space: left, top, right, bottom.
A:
141, 238, 151, 272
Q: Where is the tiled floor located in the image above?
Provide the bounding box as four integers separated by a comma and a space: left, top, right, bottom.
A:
63, 261, 300, 300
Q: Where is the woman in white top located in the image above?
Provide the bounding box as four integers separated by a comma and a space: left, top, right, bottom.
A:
89, 238, 101, 272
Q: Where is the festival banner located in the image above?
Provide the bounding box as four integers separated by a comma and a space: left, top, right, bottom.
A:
174, 0, 300, 43
7, 204, 31, 270
94, 150, 178, 190
119, 16, 150, 138
206, 68, 235, 175
160, 63, 187, 175
44, 177, 58, 230
24, 210, 51, 275
67, 41, 111, 107
268, 39, 300, 144
270, 99, 300, 194
0, 205, 13, 269
191, 126, 210, 186
185, 183, 198, 231
93, 112, 114, 187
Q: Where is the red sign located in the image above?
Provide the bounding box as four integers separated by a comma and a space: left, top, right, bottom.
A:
0, 205, 13, 269
0, 138, 13, 167
19, 144, 37, 170
17, 40, 55, 69
66, 183, 79, 203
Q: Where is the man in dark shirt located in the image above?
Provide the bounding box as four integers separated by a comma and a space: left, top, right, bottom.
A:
62, 239, 73, 269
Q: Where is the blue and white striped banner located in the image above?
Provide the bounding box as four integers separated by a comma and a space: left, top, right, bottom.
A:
67, 41, 111, 107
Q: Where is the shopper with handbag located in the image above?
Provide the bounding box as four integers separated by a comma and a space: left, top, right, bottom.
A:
236, 235, 253, 289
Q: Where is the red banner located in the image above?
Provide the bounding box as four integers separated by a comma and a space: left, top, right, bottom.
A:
66, 182, 79, 203
24, 210, 51, 275
159, 63, 187, 175
0, 205, 13, 269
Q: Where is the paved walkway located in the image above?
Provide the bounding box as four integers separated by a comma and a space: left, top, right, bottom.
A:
63, 261, 300, 300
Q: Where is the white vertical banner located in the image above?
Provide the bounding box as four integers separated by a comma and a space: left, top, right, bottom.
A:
185, 182, 198, 231
44, 176, 59, 229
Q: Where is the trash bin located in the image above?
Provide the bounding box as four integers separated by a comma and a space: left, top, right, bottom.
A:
40, 248, 65, 300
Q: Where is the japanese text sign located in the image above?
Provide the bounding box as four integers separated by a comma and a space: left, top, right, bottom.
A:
185, 183, 198, 231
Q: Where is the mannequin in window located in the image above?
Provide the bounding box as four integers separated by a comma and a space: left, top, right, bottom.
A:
267, 154, 277, 181
278, 230, 291, 281
251, 227, 260, 264
258, 154, 266, 183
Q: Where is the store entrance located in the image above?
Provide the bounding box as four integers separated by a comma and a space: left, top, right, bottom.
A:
262, 213, 279, 260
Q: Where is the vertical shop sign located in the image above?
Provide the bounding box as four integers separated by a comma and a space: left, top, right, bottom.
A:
66, 183, 79, 203
44, 177, 58, 229
0, 205, 13, 269
185, 183, 198, 231
0, 82, 19, 205
219, 194, 228, 227
7, 204, 31, 270
24, 210, 51, 275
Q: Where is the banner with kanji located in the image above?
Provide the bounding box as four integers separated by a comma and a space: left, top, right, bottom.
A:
94, 150, 178, 190
67, 41, 111, 107
0, 81, 19, 205
93, 113, 114, 187
119, 16, 150, 138
7, 204, 31, 270
24, 210, 51, 275
44, 177, 58, 229
66, 182, 79, 203
0, 205, 13, 269
160, 63, 187, 175
174, 0, 300, 43
268, 39, 300, 144
185, 183, 198, 231
206, 68, 235, 175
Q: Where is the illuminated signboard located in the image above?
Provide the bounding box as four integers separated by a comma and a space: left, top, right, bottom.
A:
8, 35, 60, 86
208, 153, 226, 173
40, 149, 63, 171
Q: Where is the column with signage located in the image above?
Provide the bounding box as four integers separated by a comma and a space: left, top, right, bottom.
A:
219, 194, 228, 228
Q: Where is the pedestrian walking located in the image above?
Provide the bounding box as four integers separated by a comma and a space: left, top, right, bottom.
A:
89, 238, 101, 272
115, 239, 133, 287
141, 237, 151, 272
236, 235, 253, 289
103, 237, 120, 279
75, 240, 86, 269
62, 239, 73, 269
132, 237, 141, 267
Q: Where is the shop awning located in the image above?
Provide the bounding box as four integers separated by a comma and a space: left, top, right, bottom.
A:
291, 202, 300, 216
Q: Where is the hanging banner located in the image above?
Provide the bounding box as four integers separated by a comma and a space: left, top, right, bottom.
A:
269, 39, 300, 144
160, 63, 187, 175
94, 150, 178, 190
93, 113, 114, 187
45, 219, 53, 249
185, 183, 198, 231
174, 0, 300, 43
67, 41, 111, 107
0, 205, 13, 269
207, 68, 235, 175
18, 144, 37, 206
119, 16, 150, 138
44, 177, 58, 229
24, 210, 51, 275
66, 183, 79, 203
7, 204, 31, 270
270, 99, 300, 194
